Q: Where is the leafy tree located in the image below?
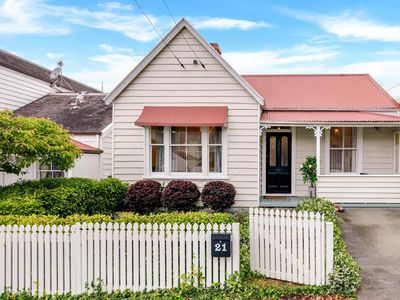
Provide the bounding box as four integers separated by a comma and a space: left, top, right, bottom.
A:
0, 111, 81, 175
300, 155, 317, 187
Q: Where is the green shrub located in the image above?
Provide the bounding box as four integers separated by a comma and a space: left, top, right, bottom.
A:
0, 211, 235, 226
0, 178, 128, 216
117, 211, 236, 225
0, 195, 45, 215
297, 197, 361, 297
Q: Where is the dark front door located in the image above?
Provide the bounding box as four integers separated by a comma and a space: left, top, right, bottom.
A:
266, 132, 291, 194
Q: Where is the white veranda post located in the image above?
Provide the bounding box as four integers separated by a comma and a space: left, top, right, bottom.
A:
306, 126, 330, 181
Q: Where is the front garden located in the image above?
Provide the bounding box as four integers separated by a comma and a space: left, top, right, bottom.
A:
0, 177, 360, 299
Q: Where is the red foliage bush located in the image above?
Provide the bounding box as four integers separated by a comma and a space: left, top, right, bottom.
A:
161, 180, 200, 211
201, 181, 236, 212
122, 180, 162, 214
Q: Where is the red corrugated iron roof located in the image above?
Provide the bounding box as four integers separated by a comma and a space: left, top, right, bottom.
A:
135, 106, 228, 127
261, 111, 400, 124
243, 74, 400, 110
71, 139, 103, 154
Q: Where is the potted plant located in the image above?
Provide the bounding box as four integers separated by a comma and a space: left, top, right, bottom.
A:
300, 156, 317, 197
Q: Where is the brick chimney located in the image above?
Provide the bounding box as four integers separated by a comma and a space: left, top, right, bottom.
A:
210, 43, 222, 54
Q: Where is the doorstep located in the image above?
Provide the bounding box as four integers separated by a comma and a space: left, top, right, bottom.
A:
259, 196, 306, 208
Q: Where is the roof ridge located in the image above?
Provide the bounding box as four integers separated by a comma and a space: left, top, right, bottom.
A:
241, 73, 369, 77
0, 48, 100, 93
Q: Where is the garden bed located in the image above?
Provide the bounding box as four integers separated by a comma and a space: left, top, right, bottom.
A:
0, 178, 360, 299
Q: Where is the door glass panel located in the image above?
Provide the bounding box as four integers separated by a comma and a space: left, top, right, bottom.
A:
269, 136, 276, 167
281, 136, 289, 167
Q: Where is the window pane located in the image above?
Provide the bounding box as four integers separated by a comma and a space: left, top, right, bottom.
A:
171, 127, 186, 144
209, 145, 222, 173
209, 127, 222, 144
39, 163, 50, 170
344, 150, 356, 172
171, 146, 186, 172
187, 127, 201, 144
281, 136, 289, 167
187, 146, 202, 172
269, 136, 276, 167
53, 172, 65, 178
151, 126, 164, 144
40, 172, 51, 179
344, 128, 357, 148
330, 150, 343, 172
330, 127, 343, 148
151, 145, 164, 172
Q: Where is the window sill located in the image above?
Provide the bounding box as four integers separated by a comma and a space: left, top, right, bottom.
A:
143, 174, 229, 180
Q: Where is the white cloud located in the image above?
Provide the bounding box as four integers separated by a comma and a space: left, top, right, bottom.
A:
71, 45, 143, 92
192, 17, 270, 30
222, 44, 339, 74
282, 8, 400, 42
97, 2, 133, 11
0, 0, 69, 34
46, 52, 64, 59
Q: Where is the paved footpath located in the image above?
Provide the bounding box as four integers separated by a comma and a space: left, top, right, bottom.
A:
341, 208, 400, 300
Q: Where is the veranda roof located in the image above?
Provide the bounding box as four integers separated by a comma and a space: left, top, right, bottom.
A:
261, 111, 400, 124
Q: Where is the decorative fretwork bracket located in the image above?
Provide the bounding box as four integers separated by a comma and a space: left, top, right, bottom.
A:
259, 125, 271, 136
306, 126, 331, 137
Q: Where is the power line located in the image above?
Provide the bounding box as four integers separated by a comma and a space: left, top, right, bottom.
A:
133, 0, 185, 69
161, 0, 206, 69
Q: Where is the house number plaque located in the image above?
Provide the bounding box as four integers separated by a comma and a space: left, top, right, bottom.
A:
211, 233, 231, 257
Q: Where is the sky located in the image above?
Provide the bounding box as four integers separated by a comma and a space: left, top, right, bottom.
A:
1, 0, 400, 93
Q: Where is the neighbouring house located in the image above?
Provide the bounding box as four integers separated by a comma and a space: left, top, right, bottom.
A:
0, 50, 113, 185
105, 18, 400, 207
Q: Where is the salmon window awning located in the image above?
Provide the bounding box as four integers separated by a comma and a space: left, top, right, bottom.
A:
135, 106, 228, 127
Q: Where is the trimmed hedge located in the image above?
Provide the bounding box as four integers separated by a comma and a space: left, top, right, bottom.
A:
0, 211, 235, 226
297, 198, 361, 297
161, 180, 200, 211
201, 181, 236, 212
0, 178, 128, 217
122, 180, 162, 214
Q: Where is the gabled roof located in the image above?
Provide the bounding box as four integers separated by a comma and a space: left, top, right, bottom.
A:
15, 93, 111, 134
104, 18, 263, 105
243, 74, 400, 111
0, 49, 99, 93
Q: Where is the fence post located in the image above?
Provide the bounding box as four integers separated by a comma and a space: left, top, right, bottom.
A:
232, 223, 240, 273
325, 222, 334, 284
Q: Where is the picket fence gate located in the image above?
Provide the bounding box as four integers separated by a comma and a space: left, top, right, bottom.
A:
249, 208, 333, 285
0, 222, 240, 295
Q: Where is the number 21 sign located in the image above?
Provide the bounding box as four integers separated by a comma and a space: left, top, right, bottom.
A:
211, 233, 231, 257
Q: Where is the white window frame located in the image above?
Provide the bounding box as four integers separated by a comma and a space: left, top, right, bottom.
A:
37, 162, 66, 179
325, 127, 363, 174
144, 126, 228, 179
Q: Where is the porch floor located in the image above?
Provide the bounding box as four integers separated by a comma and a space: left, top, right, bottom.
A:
259, 196, 306, 208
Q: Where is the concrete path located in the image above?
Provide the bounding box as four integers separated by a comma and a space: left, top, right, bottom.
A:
341, 208, 400, 300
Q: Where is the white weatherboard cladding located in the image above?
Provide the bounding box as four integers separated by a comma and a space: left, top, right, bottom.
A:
112, 28, 260, 207
101, 127, 113, 178
0, 66, 56, 110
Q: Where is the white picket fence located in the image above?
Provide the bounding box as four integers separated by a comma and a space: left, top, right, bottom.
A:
249, 208, 333, 285
0, 222, 240, 295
